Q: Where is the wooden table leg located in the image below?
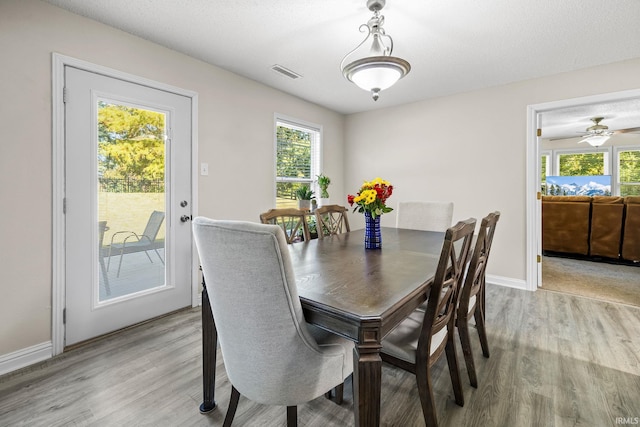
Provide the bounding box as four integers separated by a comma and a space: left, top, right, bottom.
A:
352, 328, 382, 427
199, 281, 218, 414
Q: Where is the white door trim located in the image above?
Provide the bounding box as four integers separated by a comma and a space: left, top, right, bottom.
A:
52, 53, 200, 356
526, 88, 640, 293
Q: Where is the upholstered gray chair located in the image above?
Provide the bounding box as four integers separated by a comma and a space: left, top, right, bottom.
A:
192, 217, 354, 427
381, 218, 476, 427
456, 211, 500, 388
396, 201, 454, 232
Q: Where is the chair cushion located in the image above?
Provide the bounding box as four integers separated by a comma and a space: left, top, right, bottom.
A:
381, 309, 447, 363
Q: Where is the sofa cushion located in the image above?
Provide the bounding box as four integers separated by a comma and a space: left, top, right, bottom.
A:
622, 197, 640, 261
590, 197, 624, 258
542, 197, 591, 255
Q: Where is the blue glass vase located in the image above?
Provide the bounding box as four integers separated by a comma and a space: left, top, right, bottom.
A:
364, 211, 382, 250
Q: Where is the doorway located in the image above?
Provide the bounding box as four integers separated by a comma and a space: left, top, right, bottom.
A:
53, 55, 199, 352
527, 89, 640, 302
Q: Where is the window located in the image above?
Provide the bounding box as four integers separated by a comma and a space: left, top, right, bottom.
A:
540, 151, 551, 193
275, 117, 321, 208
617, 147, 640, 196
556, 150, 609, 176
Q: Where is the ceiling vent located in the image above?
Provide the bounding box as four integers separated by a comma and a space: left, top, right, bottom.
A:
271, 64, 302, 80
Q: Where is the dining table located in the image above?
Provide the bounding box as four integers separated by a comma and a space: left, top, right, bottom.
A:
199, 226, 445, 427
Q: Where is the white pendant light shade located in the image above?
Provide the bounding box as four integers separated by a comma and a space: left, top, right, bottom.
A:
341, 0, 411, 101
345, 56, 410, 89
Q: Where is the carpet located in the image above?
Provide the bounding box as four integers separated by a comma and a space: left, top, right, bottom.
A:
542, 255, 640, 307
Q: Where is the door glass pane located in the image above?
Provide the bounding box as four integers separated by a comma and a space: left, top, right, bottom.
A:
97, 101, 166, 302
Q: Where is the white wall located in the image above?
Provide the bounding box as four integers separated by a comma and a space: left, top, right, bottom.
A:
0, 0, 344, 359
2, 0, 640, 372
345, 60, 640, 281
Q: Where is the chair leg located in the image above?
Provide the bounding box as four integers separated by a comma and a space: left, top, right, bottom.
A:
154, 247, 165, 265
415, 362, 439, 427
99, 257, 111, 296
457, 316, 478, 388
444, 331, 464, 407
286, 406, 297, 427
223, 386, 240, 427
324, 383, 344, 405
474, 304, 490, 358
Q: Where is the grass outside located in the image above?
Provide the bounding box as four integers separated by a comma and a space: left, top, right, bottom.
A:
99, 192, 165, 245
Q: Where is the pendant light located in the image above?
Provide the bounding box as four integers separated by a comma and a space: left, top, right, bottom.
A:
341, 0, 411, 101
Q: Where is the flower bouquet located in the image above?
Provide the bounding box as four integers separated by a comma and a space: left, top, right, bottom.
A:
347, 177, 394, 249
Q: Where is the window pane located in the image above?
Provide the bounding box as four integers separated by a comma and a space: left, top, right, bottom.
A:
619, 150, 640, 196
558, 152, 605, 176
275, 118, 320, 207
277, 126, 312, 180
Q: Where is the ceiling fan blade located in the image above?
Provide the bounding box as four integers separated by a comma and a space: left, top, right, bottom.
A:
548, 134, 584, 141
614, 127, 640, 134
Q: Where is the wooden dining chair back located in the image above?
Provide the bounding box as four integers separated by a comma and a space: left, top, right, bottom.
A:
396, 201, 454, 232
259, 208, 310, 244
313, 204, 351, 239
381, 218, 476, 427
192, 218, 354, 427
456, 211, 500, 388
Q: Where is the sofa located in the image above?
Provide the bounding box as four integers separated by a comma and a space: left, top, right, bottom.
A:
542, 195, 640, 262
622, 196, 640, 261
542, 196, 591, 255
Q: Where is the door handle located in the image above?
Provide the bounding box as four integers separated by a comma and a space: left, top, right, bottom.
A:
180, 215, 192, 223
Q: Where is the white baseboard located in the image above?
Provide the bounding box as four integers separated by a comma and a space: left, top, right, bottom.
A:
0, 341, 52, 376
487, 274, 529, 291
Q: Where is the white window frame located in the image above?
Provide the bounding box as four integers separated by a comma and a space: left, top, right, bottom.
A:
553, 147, 612, 176
274, 114, 322, 206
614, 145, 640, 196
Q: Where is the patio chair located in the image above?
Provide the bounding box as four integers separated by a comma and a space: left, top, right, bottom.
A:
98, 221, 111, 296
107, 210, 165, 277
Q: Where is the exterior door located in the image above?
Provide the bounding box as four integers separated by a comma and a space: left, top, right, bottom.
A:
64, 66, 193, 346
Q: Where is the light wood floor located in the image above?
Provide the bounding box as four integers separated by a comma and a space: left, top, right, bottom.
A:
1, 284, 639, 426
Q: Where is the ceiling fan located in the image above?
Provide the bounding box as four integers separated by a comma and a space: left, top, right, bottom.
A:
551, 116, 640, 147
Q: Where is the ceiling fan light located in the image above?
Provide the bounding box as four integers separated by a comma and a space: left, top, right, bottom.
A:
581, 135, 610, 147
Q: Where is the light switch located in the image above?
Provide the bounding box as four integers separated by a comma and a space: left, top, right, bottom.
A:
200, 163, 209, 176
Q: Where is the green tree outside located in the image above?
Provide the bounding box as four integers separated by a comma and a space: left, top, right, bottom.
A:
98, 102, 165, 190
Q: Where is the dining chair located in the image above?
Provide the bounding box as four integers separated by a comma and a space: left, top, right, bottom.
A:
192, 218, 354, 427
259, 208, 311, 243
456, 211, 500, 388
396, 201, 454, 232
381, 218, 476, 427
313, 204, 351, 239
107, 210, 165, 277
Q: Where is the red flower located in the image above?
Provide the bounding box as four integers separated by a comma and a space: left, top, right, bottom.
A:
347, 194, 355, 206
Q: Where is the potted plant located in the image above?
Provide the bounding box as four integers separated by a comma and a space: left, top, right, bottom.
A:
317, 174, 331, 206
295, 184, 315, 210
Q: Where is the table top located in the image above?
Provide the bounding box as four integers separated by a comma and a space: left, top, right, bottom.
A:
288, 227, 444, 338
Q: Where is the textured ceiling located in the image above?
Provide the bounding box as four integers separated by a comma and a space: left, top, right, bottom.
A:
45, 0, 640, 133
